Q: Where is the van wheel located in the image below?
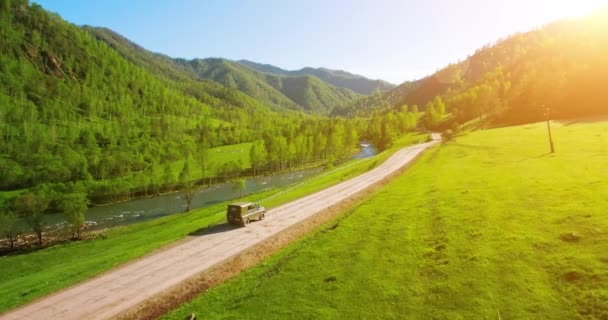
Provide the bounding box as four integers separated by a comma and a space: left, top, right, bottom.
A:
260, 213, 265, 221
244, 219, 250, 226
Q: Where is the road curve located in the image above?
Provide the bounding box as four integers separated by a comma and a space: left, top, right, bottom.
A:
1, 137, 440, 320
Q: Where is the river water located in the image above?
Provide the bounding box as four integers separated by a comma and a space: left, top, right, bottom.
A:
25, 143, 377, 233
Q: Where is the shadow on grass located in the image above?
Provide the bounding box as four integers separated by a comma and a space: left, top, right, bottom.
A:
188, 223, 240, 237
481, 152, 553, 166
450, 142, 498, 150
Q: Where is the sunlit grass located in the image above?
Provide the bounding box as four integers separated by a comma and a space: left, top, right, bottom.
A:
164, 121, 608, 319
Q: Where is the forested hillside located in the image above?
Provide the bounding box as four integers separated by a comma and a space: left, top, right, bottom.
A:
87, 27, 361, 115
181, 59, 363, 114
337, 11, 608, 126
238, 59, 395, 95
0, 1, 404, 213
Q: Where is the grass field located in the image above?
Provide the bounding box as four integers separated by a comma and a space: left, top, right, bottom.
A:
0, 134, 426, 313
164, 120, 608, 320
155, 142, 254, 181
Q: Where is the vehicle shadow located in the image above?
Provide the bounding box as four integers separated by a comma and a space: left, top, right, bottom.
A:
188, 223, 240, 237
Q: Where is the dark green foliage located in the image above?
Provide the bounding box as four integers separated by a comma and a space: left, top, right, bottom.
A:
0, 210, 19, 249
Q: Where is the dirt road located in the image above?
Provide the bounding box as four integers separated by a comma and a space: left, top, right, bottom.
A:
1, 138, 440, 320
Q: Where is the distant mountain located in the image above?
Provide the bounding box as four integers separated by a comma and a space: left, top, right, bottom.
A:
336, 10, 608, 124
238, 60, 395, 95
87, 27, 361, 114
177, 58, 365, 114
85, 27, 300, 113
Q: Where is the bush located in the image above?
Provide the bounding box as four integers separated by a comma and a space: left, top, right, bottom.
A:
442, 129, 454, 141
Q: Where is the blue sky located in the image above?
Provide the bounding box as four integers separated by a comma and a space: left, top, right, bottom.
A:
34, 0, 607, 84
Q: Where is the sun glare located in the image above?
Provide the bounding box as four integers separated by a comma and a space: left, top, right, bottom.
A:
546, 0, 608, 18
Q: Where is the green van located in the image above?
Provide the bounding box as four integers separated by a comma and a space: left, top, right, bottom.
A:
227, 202, 266, 227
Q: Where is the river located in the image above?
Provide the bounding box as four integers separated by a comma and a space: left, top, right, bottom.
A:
20, 143, 377, 234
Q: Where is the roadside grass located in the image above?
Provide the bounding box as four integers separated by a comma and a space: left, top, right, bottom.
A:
0, 133, 425, 313
164, 121, 608, 320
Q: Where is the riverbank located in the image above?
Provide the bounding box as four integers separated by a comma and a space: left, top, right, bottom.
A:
1, 144, 378, 252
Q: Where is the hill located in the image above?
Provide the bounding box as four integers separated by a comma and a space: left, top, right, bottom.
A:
238, 59, 395, 95
337, 11, 608, 125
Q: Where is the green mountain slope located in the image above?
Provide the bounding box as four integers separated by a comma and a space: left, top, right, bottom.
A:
238, 59, 395, 95
178, 58, 302, 112
84, 27, 302, 114
180, 58, 362, 114
85, 27, 361, 114
0, 2, 303, 196
338, 11, 608, 125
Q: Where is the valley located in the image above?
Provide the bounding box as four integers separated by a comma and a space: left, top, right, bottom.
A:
1, 1, 607, 319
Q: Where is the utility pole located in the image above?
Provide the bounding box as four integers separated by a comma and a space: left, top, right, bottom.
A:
544, 105, 555, 153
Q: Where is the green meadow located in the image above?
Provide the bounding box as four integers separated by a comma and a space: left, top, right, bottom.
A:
165, 120, 608, 320
151, 141, 254, 182
0, 134, 425, 313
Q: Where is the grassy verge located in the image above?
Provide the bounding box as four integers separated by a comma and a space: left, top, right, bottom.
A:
164, 121, 608, 320
0, 133, 425, 313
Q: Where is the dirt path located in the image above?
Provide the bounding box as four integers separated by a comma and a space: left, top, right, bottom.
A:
0, 138, 440, 320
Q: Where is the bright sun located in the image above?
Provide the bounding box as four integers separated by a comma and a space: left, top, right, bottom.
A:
546, 0, 608, 18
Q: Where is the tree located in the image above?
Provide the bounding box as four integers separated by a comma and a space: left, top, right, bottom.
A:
434, 96, 446, 115
423, 102, 442, 130
198, 138, 210, 185
249, 141, 267, 176
378, 113, 397, 151
14, 192, 49, 246
59, 193, 87, 239
163, 164, 175, 192
183, 182, 195, 212
0, 210, 19, 249
233, 179, 246, 198
179, 155, 193, 184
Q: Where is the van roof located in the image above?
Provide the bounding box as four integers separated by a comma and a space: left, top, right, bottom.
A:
228, 202, 254, 207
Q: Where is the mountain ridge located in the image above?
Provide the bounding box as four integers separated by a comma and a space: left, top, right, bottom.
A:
86, 27, 364, 115
238, 59, 396, 95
